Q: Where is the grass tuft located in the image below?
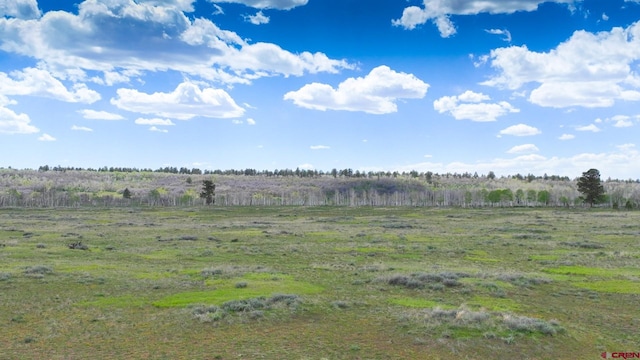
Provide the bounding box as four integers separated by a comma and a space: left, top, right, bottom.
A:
24, 265, 53, 275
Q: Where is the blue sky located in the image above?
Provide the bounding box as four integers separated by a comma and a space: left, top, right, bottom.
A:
1, 0, 640, 178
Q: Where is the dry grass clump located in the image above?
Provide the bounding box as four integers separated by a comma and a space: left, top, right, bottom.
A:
191, 294, 302, 323
24, 265, 53, 277
495, 273, 552, 287
200, 265, 272, 278
382, 272, 471, 289
418, 305, 564, 339
502, 314, 563, 335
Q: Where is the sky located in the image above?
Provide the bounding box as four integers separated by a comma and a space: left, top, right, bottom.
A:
1, 0, 640, 179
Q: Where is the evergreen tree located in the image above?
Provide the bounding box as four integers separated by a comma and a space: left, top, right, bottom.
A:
200, 180, 216, 205
577, 168, 605, 207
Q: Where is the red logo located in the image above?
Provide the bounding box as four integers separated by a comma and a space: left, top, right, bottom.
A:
602, 353, 640, 359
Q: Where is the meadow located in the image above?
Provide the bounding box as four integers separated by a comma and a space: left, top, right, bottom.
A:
1, 206, 638, 359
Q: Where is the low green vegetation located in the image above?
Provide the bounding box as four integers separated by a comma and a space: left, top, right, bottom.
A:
1, 207, 638, 358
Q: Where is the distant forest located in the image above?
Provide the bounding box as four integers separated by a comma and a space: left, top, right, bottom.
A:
34, 164, 578, 181
1, 166, 639, 208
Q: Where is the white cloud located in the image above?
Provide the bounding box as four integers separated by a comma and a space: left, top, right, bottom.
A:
499, 124, 542, 137
71, 125, 93, 132
149, 126, 169, 133
215, 41, 355, 78
528, 81, 638, 108
393, 0, 578, 37
111, 81, 245, 119
212, 0, 308, 10
310, 145, 330, 150
0, 1, 351, 85
134, 118, 175, 126
617, 143, 636, 151
434, 15, 456, 38
576, 124, 601, 132
78, 109, 125, 120
482, 21, 640, 108
607, 115, 634, 127
0, 0, 41, 19
434, 90, 519, 121
392, 6, 430, 31
101, 71, 131, 86
246, 118, 256, 125
559, 134, 575, 140
298, 163, 314, 170
507, 144, 539, 154
0, 95, 15, 107
392, 145, 640, 179
246, 11, 270, 25
232, 119, 244, 124
212, 4, 224, 15
38, 133, 56, 141
0, 68, 100, 103
284, 66, 429, 114
485, 29, 512, 42
602, 13, 609, 21
0, 106, 39, 134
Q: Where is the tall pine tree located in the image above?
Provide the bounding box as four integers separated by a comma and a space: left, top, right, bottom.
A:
200, 180, 216, 205
577, 169, 604, 207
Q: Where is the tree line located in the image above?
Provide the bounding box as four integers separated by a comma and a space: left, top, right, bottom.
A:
0, 167, 634, 209
31, 165, 609, 182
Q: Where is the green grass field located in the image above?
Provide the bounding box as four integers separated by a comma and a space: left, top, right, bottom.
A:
1, 207, 638, 359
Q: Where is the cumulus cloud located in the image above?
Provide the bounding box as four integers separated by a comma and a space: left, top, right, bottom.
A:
433, 90, 519, 121
559, 133, 575, 140
0, 1, 351, 85
38, 133, 56, 141
607, 115, 634, 127
134, 118, 176, 126
0, 106, 39, 134
0, 0, 41, 19
393, 0, 578, 37
284, 66, 429, 114
78, 109, 125, 120
507, 144, 539, 154
576, 124, 601, 132
212, 0, 308, 10
214, 42, 355, 78
0, 95, 15, 107
482, 21, 640, 108
0, 68, 100, 103
245, 11, 270, 25
310, 145, 330, 150
246, 118, 256, 125
499, 124, 542, 137
111, 81, 245, 119
71, 125, 93, 132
